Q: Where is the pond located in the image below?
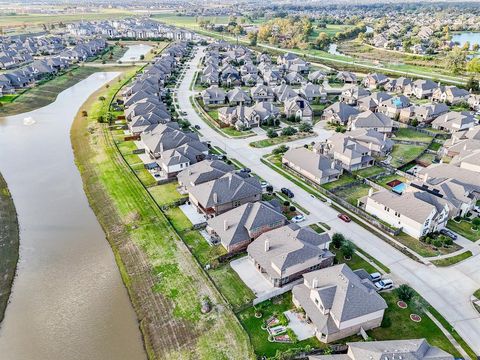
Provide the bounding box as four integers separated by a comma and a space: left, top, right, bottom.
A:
118, 43, 153, 62
0, 72, 146, 360
451, 32, 480, 50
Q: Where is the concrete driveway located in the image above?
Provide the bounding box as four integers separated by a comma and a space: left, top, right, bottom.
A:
175, 47, 480, 354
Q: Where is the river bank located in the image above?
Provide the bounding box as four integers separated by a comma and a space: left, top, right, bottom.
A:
70, 61, 253, 359
0, 172, 19, 324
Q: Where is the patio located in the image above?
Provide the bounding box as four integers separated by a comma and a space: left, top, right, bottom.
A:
230, 256, 277, 296
179, 203, 207, 226
284, 310, 316, 341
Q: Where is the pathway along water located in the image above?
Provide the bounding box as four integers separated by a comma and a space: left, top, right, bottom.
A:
0, 72, 146, 360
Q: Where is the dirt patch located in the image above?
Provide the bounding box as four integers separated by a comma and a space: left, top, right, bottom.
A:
0, 172, 19, 324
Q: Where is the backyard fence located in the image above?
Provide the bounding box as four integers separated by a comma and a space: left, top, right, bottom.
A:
252, 279, 303, 306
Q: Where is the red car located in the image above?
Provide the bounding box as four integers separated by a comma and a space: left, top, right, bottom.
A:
338, 213, 351, 222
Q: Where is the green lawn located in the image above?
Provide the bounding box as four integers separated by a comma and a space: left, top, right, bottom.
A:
309, 223, 326, 234
417, 152, 436, 166
447, 219, 480, 242
332, 184, 371, 206
394, 232, 460, 257
209, 263, 255, 311
330, 244, 378, 274
238, 293, 331, 358
164, 207, 193, 232
431, 251, 473, 267
133, 167, 157, 187
428, 141, 442, 151
249, 132, 313, 148
393, 128, 433, 143
321, 173, 357, 191
369, 292, 461, 357
353, 166, 385, 178
148, 182, 187, 206
390, 144, 426, 168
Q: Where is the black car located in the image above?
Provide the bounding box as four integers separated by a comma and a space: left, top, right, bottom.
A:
440, 228, 458, 240
240, 168, 252, 173
194, 124, 201, 130
281, 187, 294, 198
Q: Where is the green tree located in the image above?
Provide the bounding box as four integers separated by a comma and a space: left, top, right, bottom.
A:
281, 126, 297, 136
266, 128, 278, 138
473, 217, 480, 230
395, 284, 415, 302
341, 240, 355, 259
298, 122, 313, 132
466, 77, 480, 92
445, 47, 466, 74
315, 32, 330, 50
332, 233, 345, 249
247, 31, 258, 46
466, 58, 480, 73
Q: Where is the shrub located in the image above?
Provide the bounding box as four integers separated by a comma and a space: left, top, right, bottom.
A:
432, 239, 443, 248
272, 144, 289, 154
332, 233, 345, 249
281, 126, 297, 136
267, 128, 278, 138
472, 218, 480, 230
341, 240, 355, 259
395, 284, 415, 302
283, 201, 290, 207
289, 206, 296, 212
298, 122, 313, 133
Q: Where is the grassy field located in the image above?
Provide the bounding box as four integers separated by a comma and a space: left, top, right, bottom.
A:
390, 144, 426, 168
249, 132, 313, 148
332, 184, 371, 206
447, 219, 480, 242
393, 128, 434, 143
71, 71, 253, 359
369, 291, 461, 357
0, 10, 132, 28
431, 251, 473, 267
353, 166, 385, 178
321, 173, 357, 191
148, 182, 187, 206
0, 172, 19, 324
0, 66, 102, 116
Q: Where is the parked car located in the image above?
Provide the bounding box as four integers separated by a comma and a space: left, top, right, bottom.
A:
260, 181, 269, 189
440, 228, 457, 240
194, 124, 201, 130
240, 168, 252, 173
292, 215, 305, 223
374, 279, 393, 291
369, 272, 382, 282
338, 213, 351, 222
281, 188, 294, 198
474, 205, 480, 213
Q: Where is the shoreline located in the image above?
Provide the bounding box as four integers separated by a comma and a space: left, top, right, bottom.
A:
0, 172, 20, 325
70, 65, 252, 358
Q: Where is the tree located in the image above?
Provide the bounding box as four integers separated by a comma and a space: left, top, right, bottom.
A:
314, 32, 330, 50
272, 144, 289, 154
466, 58, 480, 73
395, 284, 415, 302
281, 126, 297, 136
341, 240, 355, 259
332, 233, 345, 249
139, 54, 145, 60
444, 46, 466, 74
247, 31, 258, 46
267, 128, 278, 138
472, 217, 480, 230
298, 122, 313, 133
266, 185, 274, 193
466, 76, 480, 92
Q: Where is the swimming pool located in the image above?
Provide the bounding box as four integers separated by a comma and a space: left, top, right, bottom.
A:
392, 182, 407, 194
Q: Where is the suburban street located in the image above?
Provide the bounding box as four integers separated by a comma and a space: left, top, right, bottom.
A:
176, 46, 480, 355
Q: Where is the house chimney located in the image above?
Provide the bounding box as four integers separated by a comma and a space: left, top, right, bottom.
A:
264, 240, 270, 252
369, 142, 373, 150
383, 132, 387, 141
423, 172, 429, 183
213, 192, 218, 204
331, 160, 336, 170
312, 278, 318, 288
368, 188, 374, 197
224, 219, 229, 231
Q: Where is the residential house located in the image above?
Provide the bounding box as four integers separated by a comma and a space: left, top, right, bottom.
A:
299, 82, 327, 103
339, 86, 370, 106
413, 103, 450, 123
431, 111, 477, 133
385, 77, 413, 93
362, 188, 450, 238
404, 79, 439, 99
292, 264, 387, 343
218, 102, 279, 129
321, 102, 360, 125
284, 71, 305, 85
378, 95, 411, 120
201, 86, 226, 106
284, 96, 314, 122
206, 201, 287, 253
336, 71, 357, 84
282, 147, 342, 185
308, 70, 327, 84
247, 224, 334, 287
188, 172, 262, 216
227, 87, 252, 105
357, 92, 392, 112
315, 137, 375, 171
250, 84, 275, 102
331, 129, 394, 157
432, 85, 470, 105
177, 160, 234, 192
362, 73, 389, 89
308, 339, 454, 360
349, 110, 394, 134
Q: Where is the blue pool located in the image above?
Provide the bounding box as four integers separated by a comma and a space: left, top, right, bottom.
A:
392, 182, 407, 194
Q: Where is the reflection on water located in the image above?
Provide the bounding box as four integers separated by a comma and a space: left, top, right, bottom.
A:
0, 72, 146, 360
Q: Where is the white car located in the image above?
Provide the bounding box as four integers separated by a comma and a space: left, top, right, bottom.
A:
369, 272, 382, 282
292, 215, 305, 223
374, 279, 393, 291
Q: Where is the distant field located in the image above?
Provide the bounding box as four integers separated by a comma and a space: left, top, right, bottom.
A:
310, 24, 352, 39
0, 10, 133, 28
152, 14, 233, 29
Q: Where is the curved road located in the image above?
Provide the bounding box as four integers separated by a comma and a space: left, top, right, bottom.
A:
176, 47, 480, 355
